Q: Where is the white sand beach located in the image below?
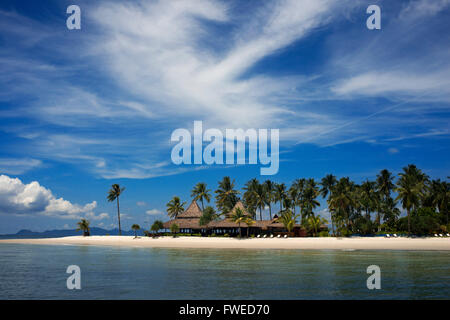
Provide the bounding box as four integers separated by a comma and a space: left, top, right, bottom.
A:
1, 236, 450, 251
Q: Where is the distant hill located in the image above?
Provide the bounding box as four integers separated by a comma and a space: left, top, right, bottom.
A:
0, 227, 145, 239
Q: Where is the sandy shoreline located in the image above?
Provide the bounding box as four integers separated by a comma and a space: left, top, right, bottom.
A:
1, 235, 450, 251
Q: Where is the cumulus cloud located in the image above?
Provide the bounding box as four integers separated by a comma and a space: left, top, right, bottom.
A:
0, 174, 101, 219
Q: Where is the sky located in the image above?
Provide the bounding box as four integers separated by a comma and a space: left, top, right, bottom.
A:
0, 0, 449, 233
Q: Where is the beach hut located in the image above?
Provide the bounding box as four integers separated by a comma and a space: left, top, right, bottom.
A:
163, 200, 203, 234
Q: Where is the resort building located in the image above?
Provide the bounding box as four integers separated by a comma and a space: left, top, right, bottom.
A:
163, 200, 309, 237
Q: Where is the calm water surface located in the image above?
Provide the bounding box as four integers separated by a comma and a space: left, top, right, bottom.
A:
0, 244, 449, 299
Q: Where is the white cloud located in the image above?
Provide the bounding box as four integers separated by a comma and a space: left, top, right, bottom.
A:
0, 158, 42, 175
0, 174, 99, 219
146, 209, 163, 216
388, 147, 399, 154
136, 201, 147, 207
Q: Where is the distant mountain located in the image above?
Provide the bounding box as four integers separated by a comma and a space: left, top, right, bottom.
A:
0, 227, 145, 239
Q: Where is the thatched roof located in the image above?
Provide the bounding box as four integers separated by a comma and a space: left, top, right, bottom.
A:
225, 201, 252, 218
163, 218, 203, 229
177, 200, 203, 218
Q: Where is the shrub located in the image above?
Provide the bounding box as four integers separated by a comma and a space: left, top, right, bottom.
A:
318, 231, 329, 237
224, 233, 229, 237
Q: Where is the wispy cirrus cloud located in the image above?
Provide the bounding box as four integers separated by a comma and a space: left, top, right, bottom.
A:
0, 0, 449, 179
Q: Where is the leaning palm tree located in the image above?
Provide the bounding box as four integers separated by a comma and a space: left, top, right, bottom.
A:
166, 196, 186, 219
107, 184, 125, 235
228, 207, 246, 238
76, 219, 90, 236
191, 182, 211, 211
131, 224, 140, 238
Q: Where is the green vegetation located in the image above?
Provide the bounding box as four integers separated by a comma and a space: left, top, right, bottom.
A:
150, 220, 164, 235
107, 184, 125, 235
228, 207, 247, 238
191, 182, 211, 211
131, 224, 140, 238
199, 206, 218, 226
139, 163, 448, 238
170, 223, 180, 236
166, 196, 186, 219
76, 219, 90, 236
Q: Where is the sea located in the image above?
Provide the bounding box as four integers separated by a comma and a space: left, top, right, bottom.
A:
0, 243, 449, 299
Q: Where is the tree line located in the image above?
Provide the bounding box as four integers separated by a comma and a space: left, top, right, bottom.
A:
166, 164, 449, 236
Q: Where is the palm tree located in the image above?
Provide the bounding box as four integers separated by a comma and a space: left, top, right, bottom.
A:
76, 219, 90, 236
131, 224, 140, 238
359, 180, 377, 221
199, 206, 218, 226
245, 216, 255, 237
320, 174, 336, 235
243, 178, 260, 218
301, 179, 320, 221
166, 196, 186, 219
215, 176, 240, 215
328, 177, 354, 235
277, 209, 299, 234
170, 223, 179, 236
107, 184, 125, 235
307, 215, 328, 237
395, 165, 425, 236
431, 180, 449, 224
376, 169, 395, 230
274, 183, 287, 214
150, 220, 164, 235
243, 179, 266, 221
228, 207, 246, 238
191, 182, 211, 211
263, 180, 275, 219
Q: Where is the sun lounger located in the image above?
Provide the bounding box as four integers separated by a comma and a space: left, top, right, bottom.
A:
284, 235, 288, 238
277, 235, 281, 238
385, 234, 391, 238
439, 234, 443, 237
447, 233, 450, 237
257, 234, 260, 238
270, 234, 274, 238
434, 234, 438, 237
393, 234, 398, 238
263, 234, 267, 238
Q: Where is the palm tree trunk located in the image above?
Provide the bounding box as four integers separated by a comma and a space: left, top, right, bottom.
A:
407, 208, 411, 236
117, 196, 122, 236
269, 204, 272, 220
201, 199, 204, 211
260, 205, 263, 221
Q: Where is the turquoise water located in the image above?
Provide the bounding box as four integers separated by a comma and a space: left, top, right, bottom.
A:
0, 244, 449, 299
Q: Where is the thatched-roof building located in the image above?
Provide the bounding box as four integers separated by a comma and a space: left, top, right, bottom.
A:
162, 200, 204, 233
163, 200, 313, 237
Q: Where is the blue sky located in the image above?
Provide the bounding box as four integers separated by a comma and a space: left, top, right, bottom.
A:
0, 0, 449, 233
